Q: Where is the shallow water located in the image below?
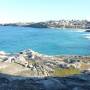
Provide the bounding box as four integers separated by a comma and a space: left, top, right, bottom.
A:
0, 26, 90, 55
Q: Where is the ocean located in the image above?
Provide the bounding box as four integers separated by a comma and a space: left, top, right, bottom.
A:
0, 26, 90, 55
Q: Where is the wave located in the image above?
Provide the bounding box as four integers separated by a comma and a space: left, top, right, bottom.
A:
77, 29, 85, 32
83, 33, 90, 36
83, 34, 90, 40
75, 29, 86, 32
69, 29, 86, 32
82, 33, 90, 40
84, 36, 90, 39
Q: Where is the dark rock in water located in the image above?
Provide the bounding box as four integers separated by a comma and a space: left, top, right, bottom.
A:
0, 73, 90, 90
85, 30, 90, 32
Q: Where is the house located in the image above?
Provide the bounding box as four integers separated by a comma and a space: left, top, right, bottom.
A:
85, 22, 90, 29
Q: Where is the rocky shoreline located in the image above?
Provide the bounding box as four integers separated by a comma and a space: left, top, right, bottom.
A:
0, 49, 90, 76
0, 49, 90, 90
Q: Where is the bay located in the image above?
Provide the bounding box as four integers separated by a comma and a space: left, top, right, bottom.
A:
0, 26, 90, 55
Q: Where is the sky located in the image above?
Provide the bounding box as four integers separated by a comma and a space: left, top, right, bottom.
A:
0, 0, 90, 23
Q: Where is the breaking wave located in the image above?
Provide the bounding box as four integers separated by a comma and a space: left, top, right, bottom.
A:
83, 34, 90, 40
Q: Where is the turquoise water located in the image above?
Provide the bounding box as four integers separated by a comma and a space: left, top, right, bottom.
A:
0, 26, 90, 55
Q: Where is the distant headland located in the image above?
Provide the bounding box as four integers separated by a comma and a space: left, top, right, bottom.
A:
0, 20, 90, 30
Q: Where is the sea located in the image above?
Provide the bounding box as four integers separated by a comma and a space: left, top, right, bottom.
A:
0, 26, 90, 56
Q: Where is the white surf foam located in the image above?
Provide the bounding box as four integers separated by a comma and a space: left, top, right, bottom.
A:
83, 34, 90, 40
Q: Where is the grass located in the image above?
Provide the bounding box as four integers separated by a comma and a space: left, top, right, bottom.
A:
53, 67, 80, 77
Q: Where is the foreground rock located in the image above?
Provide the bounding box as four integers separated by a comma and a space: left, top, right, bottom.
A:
0, 73, 90, 90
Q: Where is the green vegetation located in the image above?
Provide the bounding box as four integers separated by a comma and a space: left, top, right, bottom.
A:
53, 67, 80, 77
64, 58, 80, 63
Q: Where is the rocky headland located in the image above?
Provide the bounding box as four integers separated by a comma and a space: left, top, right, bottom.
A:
1, 20, 90, 29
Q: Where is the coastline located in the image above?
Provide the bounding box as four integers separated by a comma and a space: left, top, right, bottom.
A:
0, 20, 90, 30
0, 49, 90, 89
0, 24, 88, 30
0, 25, 89, 33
